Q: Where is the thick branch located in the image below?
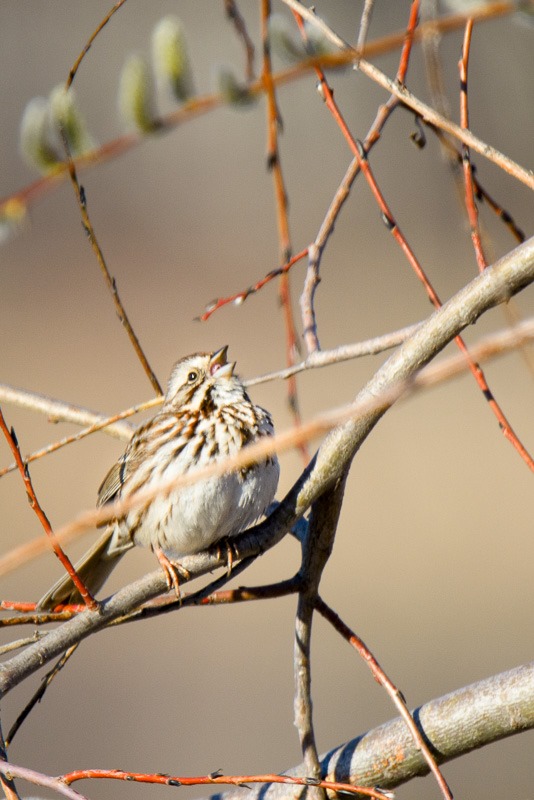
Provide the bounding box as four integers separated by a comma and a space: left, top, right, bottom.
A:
199, 661, 534, 800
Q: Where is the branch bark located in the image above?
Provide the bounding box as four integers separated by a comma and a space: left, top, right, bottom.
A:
198, 661, 534, 800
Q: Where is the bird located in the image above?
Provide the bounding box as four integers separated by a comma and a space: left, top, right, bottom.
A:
38, 346, 279, 609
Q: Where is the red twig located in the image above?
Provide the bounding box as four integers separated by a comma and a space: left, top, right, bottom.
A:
316, 597, 454, 800
305, 6, 534, 472
396, 0, 420, 83
61, 768, 390, 798
261, 0, 309, 462
459, 19, 488, 272
0, 407, 98, 610
198, 248, 308, 321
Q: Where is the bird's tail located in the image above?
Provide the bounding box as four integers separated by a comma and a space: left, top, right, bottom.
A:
37, 529, 132, 610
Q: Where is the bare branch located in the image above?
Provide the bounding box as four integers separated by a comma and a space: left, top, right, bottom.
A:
194, 661, 534, 800
279, 0, 534, 190
0, 383, 134, 440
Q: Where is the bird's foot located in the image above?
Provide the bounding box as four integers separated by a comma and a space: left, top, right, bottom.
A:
154, 547, 191, 599
216, 538, 236, 578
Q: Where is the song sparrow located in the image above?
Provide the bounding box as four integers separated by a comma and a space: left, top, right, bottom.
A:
38, 346, 279, 609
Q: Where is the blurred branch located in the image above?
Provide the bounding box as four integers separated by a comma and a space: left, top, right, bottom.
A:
0, 383, 134, 440
261, 0, 309, 461
224, 0, 256, 81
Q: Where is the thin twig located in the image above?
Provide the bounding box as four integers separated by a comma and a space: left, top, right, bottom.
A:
246, 322, 421, 385
66, 1, 128, 90
459, 18, 488, 272
224, 0, 256, 81
0, 397, 158, 478
261, 0, 309, 462
198, 248, 308, 321
0, 408, 97, 610
357, 0, 377, 51
316, 597, 453, 800
6, 645, 78, 746
0, 383, 134, 440
60, 768, 389, 799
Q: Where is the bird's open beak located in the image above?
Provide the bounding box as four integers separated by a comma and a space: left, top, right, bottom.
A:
209, 346, 235, 378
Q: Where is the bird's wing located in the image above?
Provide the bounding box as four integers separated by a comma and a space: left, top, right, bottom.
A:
97, 425, 150, 507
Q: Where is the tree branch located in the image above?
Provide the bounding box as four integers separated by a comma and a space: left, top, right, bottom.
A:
0, 383, 134, 440
1, 236, 533, 695
195, 661, 534, 800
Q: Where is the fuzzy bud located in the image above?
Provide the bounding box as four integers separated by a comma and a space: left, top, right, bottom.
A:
303, 19, 337, 56
0, 198, 27, 244
268, 14, 307, 62
118, 53, 158, 133
217, 67, 255, 108
49, 85, 94, 155
19, 97, 62, 173
152, 15, 194, 102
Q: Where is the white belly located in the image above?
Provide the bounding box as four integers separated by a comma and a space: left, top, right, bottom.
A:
128, 459, 279, 557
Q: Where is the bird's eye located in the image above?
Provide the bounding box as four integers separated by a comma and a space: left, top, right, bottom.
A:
187, 370, 199, 383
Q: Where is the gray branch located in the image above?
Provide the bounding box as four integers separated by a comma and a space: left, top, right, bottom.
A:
204, 661, 534, 800
1, 236, 534, 700
0, 383, 134, 440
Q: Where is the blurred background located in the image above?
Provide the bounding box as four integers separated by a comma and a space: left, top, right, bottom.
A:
1, 2, 533, 799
